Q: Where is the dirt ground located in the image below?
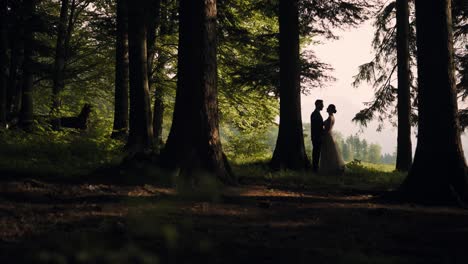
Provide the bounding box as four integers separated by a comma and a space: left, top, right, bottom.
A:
1, 176, 468, 264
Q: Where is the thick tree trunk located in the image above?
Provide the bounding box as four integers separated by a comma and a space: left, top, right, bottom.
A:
19, 0, 35, 131
163, 0, 234, 184
270, 0, 309, 170
395, 0, 412, 171
126, 1, 153, 156
111, 0, 130, 139
399, 0, 468, 205
51, 0, 70, 126
0, 0, 8, 126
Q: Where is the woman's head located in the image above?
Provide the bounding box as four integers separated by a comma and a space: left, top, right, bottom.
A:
327, 104, 337, 114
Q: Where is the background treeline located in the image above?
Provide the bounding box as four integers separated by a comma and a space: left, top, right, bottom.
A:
223, 123, 394, 165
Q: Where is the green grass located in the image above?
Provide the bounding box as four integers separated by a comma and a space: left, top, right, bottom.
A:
0, 128, 405, 191
0, 128, 124, 178
232, 157, 406, 191
360, 162, 395, 172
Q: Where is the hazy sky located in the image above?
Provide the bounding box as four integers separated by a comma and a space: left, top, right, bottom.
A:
301, 21, 468, 157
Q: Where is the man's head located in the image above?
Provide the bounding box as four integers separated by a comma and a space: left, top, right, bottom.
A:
315, 99, 324, 111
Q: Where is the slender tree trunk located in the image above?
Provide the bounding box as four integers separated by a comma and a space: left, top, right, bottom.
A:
19, 0, 35, 131
126, 1, 153, 156
51, 0, 70, 127
153, 82, 164, 153
0, 0, 8, 126
8, 4, 24, 116
111, 0, 130, 139
395, 0, 412, 171
163, 0, 234, 184
270, 0, 309, 170
153, 0, 170, 154
145, 0, 162, 152
146, 0, 160, 82
64, 0, 76, 59
399, 0, 468, 205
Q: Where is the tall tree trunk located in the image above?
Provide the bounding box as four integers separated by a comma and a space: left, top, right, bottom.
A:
153, 0, 170, 154
64, 0, 76, 59
111, 0, 130, 139
8, 4, 24, 116
163, 0, 234, 184
51, 0, 70, 127
399, 0, 468, 204
395, 0, 412, 171
146, 0, 160, 82
126, 1, 153, 156
19, 0, 35, 131
270, 0, 309, 170
145, 0, 162, 152
153, 68, 164, 153
0, 0, 8, 126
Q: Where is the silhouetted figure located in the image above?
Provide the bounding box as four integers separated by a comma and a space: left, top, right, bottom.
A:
59, 103, 92, 130
319, 104, 346, 175
310, 99, 324, 173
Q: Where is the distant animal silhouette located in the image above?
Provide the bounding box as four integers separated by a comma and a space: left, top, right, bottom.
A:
58, 103, 93, 130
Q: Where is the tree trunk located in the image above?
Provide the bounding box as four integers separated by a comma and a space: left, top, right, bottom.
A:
64, 0, 76, 59
153, 0, 170, 154
111, 0, 130, 139
146, 0, 160, 83
145, 0, 162, 152
163, 0, 234, 184
399, 0, 468, 205
395, 0, 412, 171
153, 83, 164, 153
270, 0, 309, 170
0, 0, 8, 126
8, 4, 24, 116
126, 1, 153, 156
51, 0, 70, 127
19, 0, 35, 131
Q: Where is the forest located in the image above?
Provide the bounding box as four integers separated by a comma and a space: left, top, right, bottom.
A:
0, 0, 467, 263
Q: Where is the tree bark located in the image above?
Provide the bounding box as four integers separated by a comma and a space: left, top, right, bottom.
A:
19, 0, 35, 131
51, 0, 70, 126
126, 1, 154, 156
0, 0, 8, 126
270, 0, 309, 170
163, 0, 234, 184
152, 0, 170, 154
146, 0, 160, 83
111, 0, 130, 139
8, 3, 24, 116
395, 0, 412, 171
399, 0, 468, 205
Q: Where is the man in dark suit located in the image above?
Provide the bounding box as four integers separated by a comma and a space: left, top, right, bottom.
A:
310, 99, 324, 173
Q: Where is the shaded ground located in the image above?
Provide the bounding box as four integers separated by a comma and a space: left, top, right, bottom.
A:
1, 174, 468, 264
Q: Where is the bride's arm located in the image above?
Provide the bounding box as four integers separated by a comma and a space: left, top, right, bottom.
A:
324, 119, 331, 132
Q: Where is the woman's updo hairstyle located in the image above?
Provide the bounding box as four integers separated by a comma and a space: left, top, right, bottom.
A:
328, 104, 337, 114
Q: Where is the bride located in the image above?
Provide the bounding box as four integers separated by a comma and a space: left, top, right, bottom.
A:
319, 104, 346, 175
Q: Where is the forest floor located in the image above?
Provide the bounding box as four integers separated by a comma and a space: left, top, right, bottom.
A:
1, 169, 468, 264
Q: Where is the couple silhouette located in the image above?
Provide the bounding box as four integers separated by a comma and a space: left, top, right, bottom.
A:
310, 99, 346, 175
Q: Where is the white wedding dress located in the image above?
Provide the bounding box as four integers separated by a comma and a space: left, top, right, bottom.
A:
319, 115, 346, 175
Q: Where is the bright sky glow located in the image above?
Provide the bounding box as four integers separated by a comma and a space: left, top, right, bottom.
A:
302, 21, 468, 157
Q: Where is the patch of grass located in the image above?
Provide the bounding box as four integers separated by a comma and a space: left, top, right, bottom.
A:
0, 128, 124, 178
232, 158, 406, 191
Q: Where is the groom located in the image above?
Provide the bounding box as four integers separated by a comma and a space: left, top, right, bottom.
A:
310, 99, 324, 173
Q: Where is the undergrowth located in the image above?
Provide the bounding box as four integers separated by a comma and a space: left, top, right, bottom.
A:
0, 127, 124, 178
